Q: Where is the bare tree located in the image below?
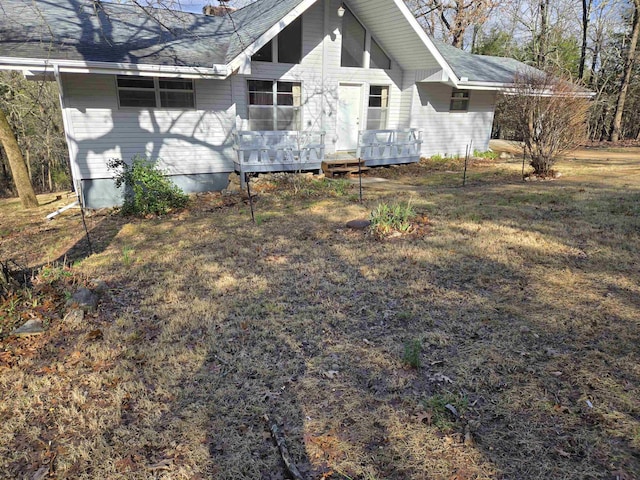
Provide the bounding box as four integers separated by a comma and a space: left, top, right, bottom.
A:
579, 0, 593, 80
610, 0, 640, 142
407, 0, 499, 48
501, 70, 591, 176
0, 107, 39, 208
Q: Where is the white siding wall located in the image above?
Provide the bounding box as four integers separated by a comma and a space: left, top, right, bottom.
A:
62, 73, 236, 179
411, 83, 497, 157
61, 0, 501, 183
235, 0, 407, 154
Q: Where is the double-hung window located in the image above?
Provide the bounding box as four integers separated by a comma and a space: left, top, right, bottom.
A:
450, 89, 470, 112
117, 76, 195, 108
367, 86, 389, 129
248, 80, 301, 131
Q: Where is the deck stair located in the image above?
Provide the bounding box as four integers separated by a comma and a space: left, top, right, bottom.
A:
322, 155, 369, 177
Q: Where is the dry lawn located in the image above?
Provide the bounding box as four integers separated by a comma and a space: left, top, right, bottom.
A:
0, 151, 639, 480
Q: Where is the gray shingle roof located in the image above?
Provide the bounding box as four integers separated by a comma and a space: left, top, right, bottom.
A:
0, 0, 307, 68
0, 0, 238, 66
434, 40, 539, 84
0, 0, 536, 86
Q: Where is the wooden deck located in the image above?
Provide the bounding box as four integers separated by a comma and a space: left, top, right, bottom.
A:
233, 129, 422, 184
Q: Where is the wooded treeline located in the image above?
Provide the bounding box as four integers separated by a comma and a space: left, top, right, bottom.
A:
407, 0, 640, 142
0, 72, 70, 198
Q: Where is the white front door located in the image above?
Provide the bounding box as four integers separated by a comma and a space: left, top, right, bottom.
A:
337, 83, 362, 151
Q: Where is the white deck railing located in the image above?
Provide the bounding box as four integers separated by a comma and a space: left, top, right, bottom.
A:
356, 129, 423, 166
233, 131, 326, 182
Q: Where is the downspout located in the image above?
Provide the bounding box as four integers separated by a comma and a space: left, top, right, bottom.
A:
53, 65, 82, 205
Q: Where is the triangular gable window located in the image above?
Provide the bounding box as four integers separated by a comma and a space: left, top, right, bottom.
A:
340, 5, 391, 70
251, 17, 302, 64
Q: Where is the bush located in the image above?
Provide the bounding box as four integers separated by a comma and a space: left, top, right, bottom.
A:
499, 70, 590, 176
369, 201, 415, 235
108, 156, 189, 216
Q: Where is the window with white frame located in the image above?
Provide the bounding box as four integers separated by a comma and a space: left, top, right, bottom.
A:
340, 5, 391, 70
251, 17, 303, 64
367, 85, 389, 129
450, 89, 470, 112
117, 76, 195, 108
248, 80, 301, 131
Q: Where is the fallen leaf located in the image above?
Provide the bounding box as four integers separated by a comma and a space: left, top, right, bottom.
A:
115, 456, 135, 472
414, 411, 433, 425
87, 329, 103, 341
323, 370, 339, 379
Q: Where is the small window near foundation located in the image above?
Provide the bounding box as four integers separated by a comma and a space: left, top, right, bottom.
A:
450, 89, 470, 112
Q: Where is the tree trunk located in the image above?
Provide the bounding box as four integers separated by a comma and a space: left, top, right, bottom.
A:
579, 0, 591, 80
611, 1, 640, 142
537, 0, 550, 68
0, 107, 39, 208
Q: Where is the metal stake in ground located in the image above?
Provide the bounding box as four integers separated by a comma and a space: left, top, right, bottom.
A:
76, 183, 94, 255
358, 156, 363, 202
463, 144, 469, 187
246, 174, 255, 223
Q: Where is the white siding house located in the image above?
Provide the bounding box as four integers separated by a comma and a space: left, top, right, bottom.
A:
0, 0, 536, 207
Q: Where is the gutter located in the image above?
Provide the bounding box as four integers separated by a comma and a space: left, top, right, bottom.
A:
0, 57, 233, 79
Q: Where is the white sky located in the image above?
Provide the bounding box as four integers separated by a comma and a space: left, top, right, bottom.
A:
177, 0, 257, 13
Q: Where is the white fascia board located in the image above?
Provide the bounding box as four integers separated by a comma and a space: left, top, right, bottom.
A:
0, 57, 232, 79
226, 0, 319, 73
389, 0, 459, 86
456, 81, 515, 91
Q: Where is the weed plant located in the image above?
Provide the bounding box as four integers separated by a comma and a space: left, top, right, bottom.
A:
403, 338, 422, 368
369, 201, 415, 235
108, 156, 189, 216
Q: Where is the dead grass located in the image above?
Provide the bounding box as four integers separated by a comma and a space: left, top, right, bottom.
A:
1, 151, 639, 479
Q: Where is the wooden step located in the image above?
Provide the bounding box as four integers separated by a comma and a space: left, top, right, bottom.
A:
322, 158, 364, 166
322, 158, 367, 177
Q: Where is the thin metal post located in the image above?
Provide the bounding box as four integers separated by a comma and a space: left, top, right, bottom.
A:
75, 182, 93, 255
463, 144, 469, 187
358, 157, 363, 202
246, 174, 255, 223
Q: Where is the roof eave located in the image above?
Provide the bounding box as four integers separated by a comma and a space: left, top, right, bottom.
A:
0, 57, 232, 79
389, 0, 460, 86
